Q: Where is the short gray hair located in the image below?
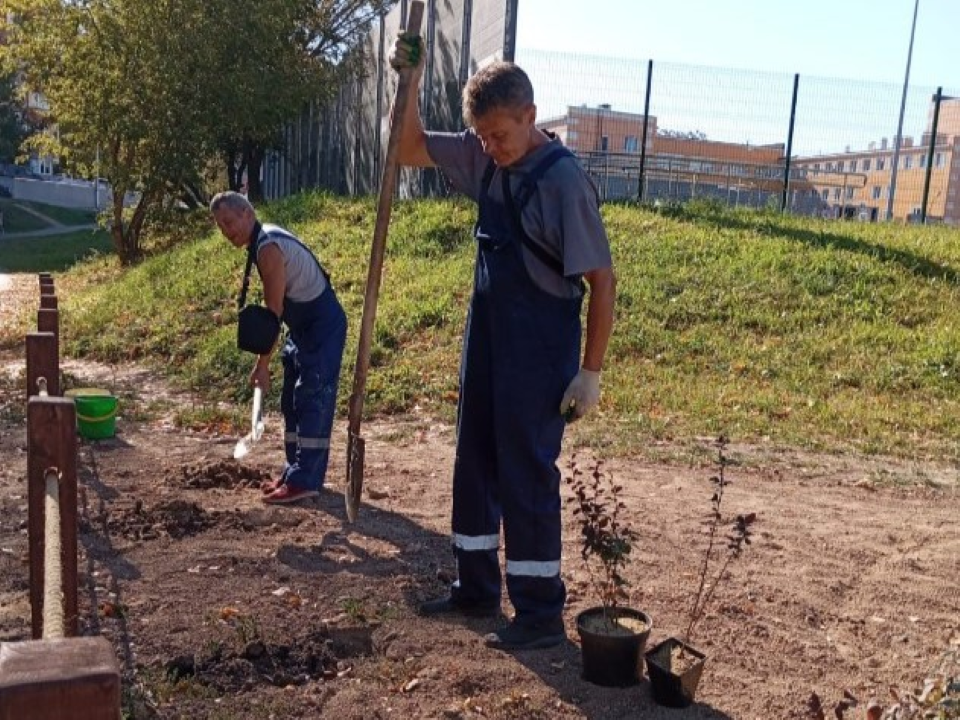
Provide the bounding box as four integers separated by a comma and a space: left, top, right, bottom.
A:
210, 191, 254, 215
462, 62, 535, 127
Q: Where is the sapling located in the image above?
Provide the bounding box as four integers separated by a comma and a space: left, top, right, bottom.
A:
681, 436, 755, 650
566, 455, 646, 635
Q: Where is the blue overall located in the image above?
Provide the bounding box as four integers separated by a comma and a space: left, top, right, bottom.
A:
263, 235, 346, 493
449, 147, 582, 626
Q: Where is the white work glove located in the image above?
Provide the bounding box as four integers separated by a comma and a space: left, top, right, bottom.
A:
388, 33, 424, 72
560, 369, 601, 422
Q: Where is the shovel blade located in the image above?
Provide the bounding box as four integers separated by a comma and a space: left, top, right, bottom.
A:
345, 431, 365, 522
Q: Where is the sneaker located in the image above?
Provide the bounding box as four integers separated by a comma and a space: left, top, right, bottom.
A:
262, 485, 319, 505
418, 596, 500, 618
484, 618, 566, 651
260, 478, 284, 495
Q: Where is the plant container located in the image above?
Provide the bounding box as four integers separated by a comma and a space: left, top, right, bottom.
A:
644, 637, 707, 708
575, 606, 652, 687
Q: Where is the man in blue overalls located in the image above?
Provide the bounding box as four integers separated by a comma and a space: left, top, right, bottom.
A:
389, 41, 617, 650
211, 191, 347, 505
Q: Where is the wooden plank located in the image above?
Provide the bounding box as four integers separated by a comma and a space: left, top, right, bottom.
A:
39, 294, 58, 310
0, 637, 120, 720
27, 398, 78, 639
25, 332, 58, 400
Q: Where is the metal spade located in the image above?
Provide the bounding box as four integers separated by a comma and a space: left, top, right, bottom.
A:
233, 386, 264, 460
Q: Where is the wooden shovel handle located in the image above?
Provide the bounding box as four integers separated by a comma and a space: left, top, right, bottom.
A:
347, 0, 425, 435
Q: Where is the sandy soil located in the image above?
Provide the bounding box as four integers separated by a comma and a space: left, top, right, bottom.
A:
1, 272, 957, 720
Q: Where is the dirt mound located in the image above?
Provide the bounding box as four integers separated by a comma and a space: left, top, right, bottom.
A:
107, 499, 216, 541
164, 459, 270, 490
163, 626, 372, 693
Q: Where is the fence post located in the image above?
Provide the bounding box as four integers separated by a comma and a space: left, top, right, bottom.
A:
25, 332, 58, 400
39, 294, 58, 311
27, 397, 79, 639
39, 278, 55, 296
637, 59, 653, 203
920, 88, 942, 224
781, 73, 800, 213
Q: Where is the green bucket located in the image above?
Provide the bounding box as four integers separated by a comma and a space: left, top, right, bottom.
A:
65, 388, 118, 440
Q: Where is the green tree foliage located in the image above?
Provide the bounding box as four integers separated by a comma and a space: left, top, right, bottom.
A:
0, 0, 388, 263
0, 70, 44, 165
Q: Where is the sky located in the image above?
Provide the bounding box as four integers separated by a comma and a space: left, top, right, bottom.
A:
512, 0, 957, 156
516, 0, 955, 88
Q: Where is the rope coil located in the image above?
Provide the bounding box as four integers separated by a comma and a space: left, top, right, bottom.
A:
42, 467, 65, 640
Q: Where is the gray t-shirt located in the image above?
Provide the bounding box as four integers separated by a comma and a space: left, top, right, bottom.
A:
256, 224, 328, 303
425, 131, 612, 298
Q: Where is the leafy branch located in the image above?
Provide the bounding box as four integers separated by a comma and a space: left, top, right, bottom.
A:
683, 436, 756, 646
566, 455, 638, 620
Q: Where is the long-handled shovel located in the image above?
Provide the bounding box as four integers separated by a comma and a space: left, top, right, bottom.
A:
345, 0, 425, 523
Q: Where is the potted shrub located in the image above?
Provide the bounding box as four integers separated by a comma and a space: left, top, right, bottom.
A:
567, 455, 653, 687
645, 436, 756, 708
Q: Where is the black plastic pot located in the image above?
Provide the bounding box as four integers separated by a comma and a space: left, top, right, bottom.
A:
575, 606, 652, 687
644, 637, 707, 708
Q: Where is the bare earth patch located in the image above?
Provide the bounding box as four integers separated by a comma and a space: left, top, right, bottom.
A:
0, 271, 957, 719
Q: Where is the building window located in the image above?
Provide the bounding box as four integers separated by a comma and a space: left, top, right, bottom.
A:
904, 155, 913, 170
833, 188, 841, 200
872, 186, 882, 200
849, 160, 857, 172
568, 130, 578, 141
919, 154, 927, 169
624, 135, 639, 152
846, 186, 855, 199
863, 159, 871, 171
878, 158, 886, 170
821, 189, 829, 200
600, 136, 609, 152
814, 163, 820, 171
935, 152, 944, 168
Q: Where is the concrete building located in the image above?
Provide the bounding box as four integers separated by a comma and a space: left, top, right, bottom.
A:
539, 104, 793, 207
792, 95, 960, 224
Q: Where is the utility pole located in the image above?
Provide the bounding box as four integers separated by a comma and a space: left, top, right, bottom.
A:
886, 0, 919, 221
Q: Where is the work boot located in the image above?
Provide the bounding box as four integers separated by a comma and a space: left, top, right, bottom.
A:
484, 617, 566, 651
418, 596, 500, 618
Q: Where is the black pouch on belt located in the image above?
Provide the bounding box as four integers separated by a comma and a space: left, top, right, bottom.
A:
237, 305, 280, 354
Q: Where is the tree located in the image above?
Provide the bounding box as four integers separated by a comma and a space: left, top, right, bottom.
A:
0, 0, 389, 261
1, 0, 227, 263
214, 0, 391, 201
0, 70, 44, 165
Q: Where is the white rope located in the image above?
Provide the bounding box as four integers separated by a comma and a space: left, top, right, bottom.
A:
42, 467, 65, 640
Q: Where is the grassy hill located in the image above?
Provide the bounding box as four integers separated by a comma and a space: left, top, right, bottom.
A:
55, 193, 960, 462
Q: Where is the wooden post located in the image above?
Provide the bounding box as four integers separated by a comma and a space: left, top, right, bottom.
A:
39, 294, 58, 310
39, 279, 55, 296
25, 332, 58, 400
0, 637, 120, 720
27, 397, 78, 639
36, 308, 59, 392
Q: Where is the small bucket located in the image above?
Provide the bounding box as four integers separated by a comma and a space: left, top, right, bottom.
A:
65, 388, 118, 440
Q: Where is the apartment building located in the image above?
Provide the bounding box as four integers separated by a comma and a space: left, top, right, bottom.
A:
792, 95, 960, 224
539, 104, 793, 206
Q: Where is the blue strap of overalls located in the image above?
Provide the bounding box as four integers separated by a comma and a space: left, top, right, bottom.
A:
479, 146, 576, 281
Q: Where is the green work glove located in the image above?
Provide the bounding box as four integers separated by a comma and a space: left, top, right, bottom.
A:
388, 33, 423, 71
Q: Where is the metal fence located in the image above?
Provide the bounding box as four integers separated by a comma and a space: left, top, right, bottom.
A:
264, 1, 960, 226
262, 0, 511, 201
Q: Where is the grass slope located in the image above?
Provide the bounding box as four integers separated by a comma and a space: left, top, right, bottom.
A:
56, 194, 960, 461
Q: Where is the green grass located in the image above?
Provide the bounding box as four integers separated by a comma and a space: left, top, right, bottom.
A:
56, 193, 960, 462
15, 200, 97, 226
1, 200, 50, 233
0, 228, 113, 272
0, 199, 97, 233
